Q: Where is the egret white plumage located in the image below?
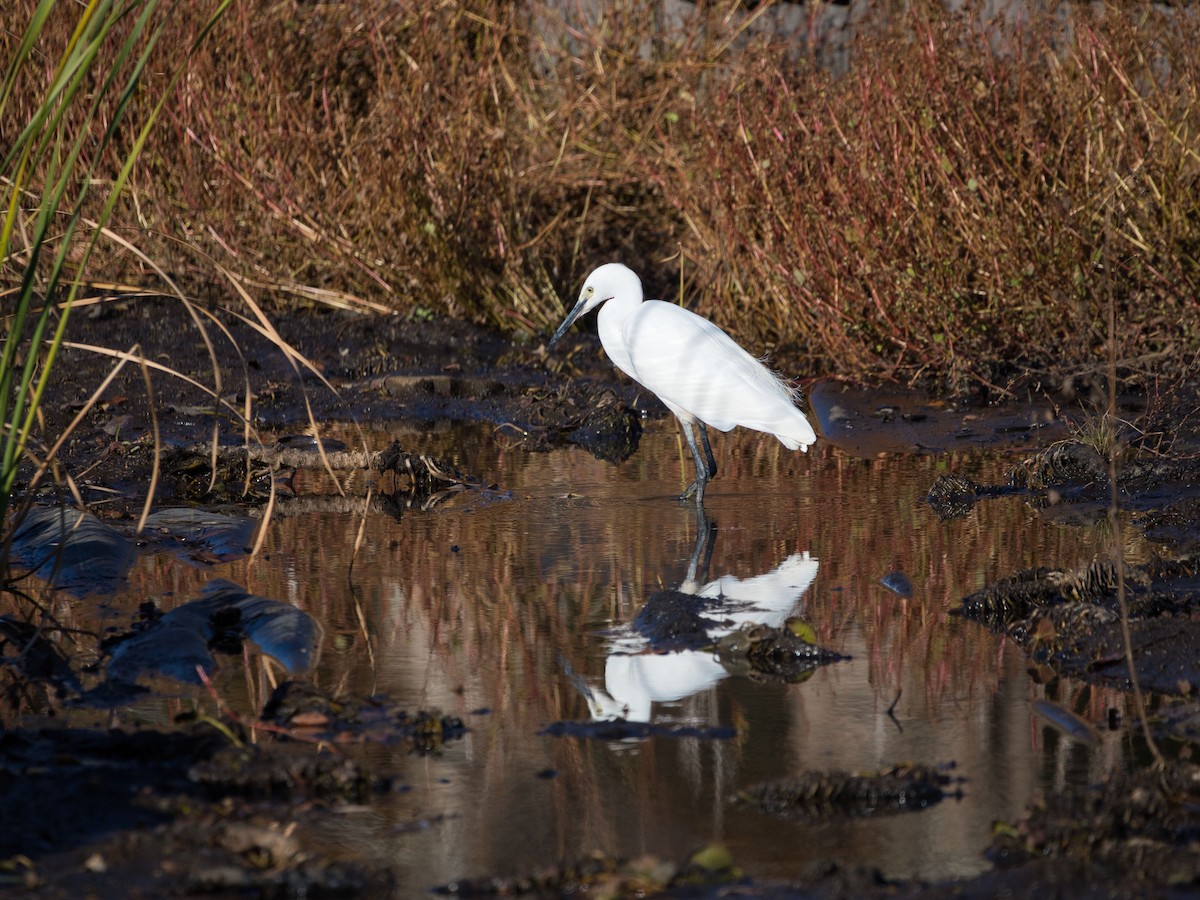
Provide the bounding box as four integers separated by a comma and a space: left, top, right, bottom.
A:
548, 263, 816, 502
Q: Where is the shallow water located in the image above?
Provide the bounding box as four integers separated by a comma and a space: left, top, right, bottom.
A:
82, 415, 1153, 889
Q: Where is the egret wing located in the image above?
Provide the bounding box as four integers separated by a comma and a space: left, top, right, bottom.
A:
623, 301, 814, 446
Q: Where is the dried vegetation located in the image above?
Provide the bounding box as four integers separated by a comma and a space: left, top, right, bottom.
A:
5, 0, 1199, 387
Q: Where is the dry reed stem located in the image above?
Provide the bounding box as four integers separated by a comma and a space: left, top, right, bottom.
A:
3, 1, 1198, 387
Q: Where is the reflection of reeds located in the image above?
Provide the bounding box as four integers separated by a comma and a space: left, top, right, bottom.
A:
106, 426, 1150, 727
8, 426, 1153, 878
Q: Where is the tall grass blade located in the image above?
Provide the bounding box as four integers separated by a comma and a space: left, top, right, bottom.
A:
1, 0, 230, 530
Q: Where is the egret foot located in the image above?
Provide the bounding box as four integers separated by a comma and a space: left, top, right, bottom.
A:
680, 479, 706, 504
680, 420, 712, 504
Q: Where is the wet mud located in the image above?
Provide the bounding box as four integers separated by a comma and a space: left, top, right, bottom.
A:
7, 298, 1200, 897
942, 441, 1200, 699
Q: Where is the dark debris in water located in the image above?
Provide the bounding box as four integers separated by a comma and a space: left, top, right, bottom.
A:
715, 620, 849, 683
261, 680, 468, 753
927, 441, 1109, 521
737, 762, 963, 821
986, 759, 1200, 886
956, 556, 1200, 693
507, 382, 643, 463
926, 472, 984, 520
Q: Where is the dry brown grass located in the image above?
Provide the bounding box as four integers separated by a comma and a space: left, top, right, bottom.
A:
4, 0, 1198, 387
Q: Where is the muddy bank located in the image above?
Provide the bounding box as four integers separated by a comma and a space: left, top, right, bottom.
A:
9, 708, 1200, 898
26, 296, 1179, 508
933, 440, 1200, 701
24, 298, 646, 508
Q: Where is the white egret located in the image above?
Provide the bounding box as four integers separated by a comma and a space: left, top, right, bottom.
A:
548, 263, 816, 502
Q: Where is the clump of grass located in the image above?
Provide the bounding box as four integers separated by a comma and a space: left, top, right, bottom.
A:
1067, 411, 1123, 465
4, 1, 1198, 389
0, 2, 344, 561
1, 0, 231, 530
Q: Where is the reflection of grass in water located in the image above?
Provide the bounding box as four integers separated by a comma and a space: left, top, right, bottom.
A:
180, 443, 1134, 726
25, 438, 1149, 873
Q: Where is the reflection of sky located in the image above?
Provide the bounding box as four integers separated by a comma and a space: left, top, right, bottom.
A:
588, 551, 819, 722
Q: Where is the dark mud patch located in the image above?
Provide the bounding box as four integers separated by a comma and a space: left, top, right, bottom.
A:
0, 726, 225, 859
25, 298, 649, 509
941, 439, 1200, 695
985, 758, 1200, 886
3, 682, 470, 896
957, 555, 1200, 695
1, 723, 378, 896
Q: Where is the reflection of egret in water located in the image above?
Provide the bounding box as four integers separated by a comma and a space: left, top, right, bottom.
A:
578, 510, 819, 723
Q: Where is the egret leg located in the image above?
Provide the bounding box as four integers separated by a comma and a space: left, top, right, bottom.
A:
698, 424, 718, 480
685, 504, 717, 586
679, 419, 709, 503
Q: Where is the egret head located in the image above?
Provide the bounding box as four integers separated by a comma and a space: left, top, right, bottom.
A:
548, 263, 642, 347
